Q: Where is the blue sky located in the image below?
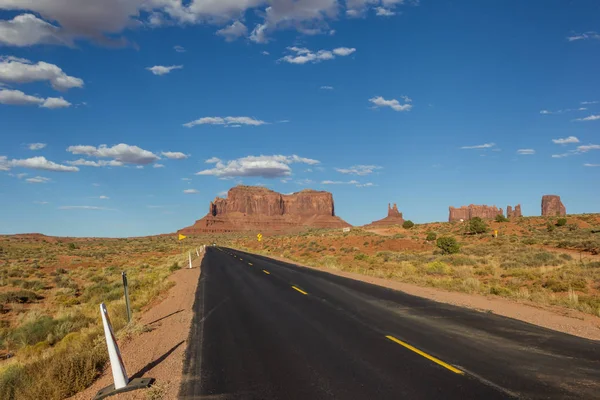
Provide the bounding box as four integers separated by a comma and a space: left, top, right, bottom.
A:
0, 0, 599, 237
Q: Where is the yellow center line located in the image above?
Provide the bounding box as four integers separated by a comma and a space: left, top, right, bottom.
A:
291, 286, 308, 295
262, 270, 270, 275
248, 262, 253, 266
385, 335, 464, 375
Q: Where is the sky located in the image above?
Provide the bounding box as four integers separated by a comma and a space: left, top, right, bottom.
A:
0, 0, 599, 237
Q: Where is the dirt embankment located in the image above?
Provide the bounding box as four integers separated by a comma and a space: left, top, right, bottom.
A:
71, 254, 203, 400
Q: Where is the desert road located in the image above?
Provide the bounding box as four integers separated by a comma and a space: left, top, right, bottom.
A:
180, 247, 600, 399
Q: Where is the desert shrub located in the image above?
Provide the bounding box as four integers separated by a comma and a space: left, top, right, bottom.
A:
439, 254, 477, 266
354, 253, 368, 261
522, 237, 536, 245
402, 220, 415, 229
547, 223, 555, 233
588, 261, 600, 268
466, 217, 488, 234
426, 232, 437, 241
426, 261, 452, 275
559, 253, 573, 261
392, 233, 406, 239
436, 237, 460, 254
556, 218, 567, 227
54, 275, 78, 290
67, 243, 78, 250
0, 290, 40, 304
495, 214, 509, 222
169, 262, 181, 272
567, 224, 578, 231
490, 286, 512, 296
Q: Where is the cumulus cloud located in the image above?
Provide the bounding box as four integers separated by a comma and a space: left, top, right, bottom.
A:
574, 114, 600, 122
581, 100, 598, 105
216, 21, 248, 42
0, 89, 72, 108
335, 165, 382, 175
161, 151, 188, 159
67, 143, 160, 165
375, 7, 395, 16
41, 97, 71, 108
28, 143, 46, 150
183, 116, 267, 128
67, 159, 124, 167
153, 163, 165, 168
322, 180, 359, 184
279, 46, 356, 64
356, 182, 374, 187
369, 95, 412, 112
461, 143, 496, 149
567, 31, 600, 42
183, 189, 199, 194
26, 176, 51, 183
584, 163, 600, 167
552, 136, 579, 145
197, 154, 320, 178
205, 157, 221, 163
0, 56, 83, 90
517, 149, 535, 155
0, 14, 64, 47
551, 143, 600, 158
174, 45, 186, 52
146, 65, 183, 75
1, 156, 79, 172
99, 195, 109, 199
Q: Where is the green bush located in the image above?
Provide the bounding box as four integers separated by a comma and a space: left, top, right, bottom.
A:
354, 253, 368, 261
547, 223, 556, 233
556, 218, 567, 227
495, 214, 509, 222
0, 290, 40, 304
466, 217, 488, 234
67, 243, 78, 250
426, 232, 437, 241
402, 220, 415, 229
169, 262, 181, 272
426, 261, 452, 275
436, 237, 460, 254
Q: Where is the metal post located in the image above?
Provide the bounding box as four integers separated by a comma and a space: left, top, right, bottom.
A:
122, 272, 132, 323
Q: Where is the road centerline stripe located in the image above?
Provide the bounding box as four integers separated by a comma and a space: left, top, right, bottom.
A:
249, 263, 253, 266
385, 335, 464, 375
292, 286, 308, 295
262, 270, 270, 275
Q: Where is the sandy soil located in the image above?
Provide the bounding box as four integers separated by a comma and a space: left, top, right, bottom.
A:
257, 252, 600, 341
71, 254, 202, 400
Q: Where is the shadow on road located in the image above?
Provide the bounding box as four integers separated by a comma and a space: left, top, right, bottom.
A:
147, 309, 184, 325
130, 340, 185, 380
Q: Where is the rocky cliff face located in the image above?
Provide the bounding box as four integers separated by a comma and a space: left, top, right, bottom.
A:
506, 204, 522, 219
541, 195, 566, 216
180, 186, 350, 234
367, 203, 405, 226
449, 205, 503, 222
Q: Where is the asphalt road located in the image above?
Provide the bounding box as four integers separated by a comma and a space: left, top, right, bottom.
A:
180, 247, 600, 399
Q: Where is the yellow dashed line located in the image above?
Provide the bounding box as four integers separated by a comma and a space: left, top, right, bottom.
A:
262, 270, 270, 275
385, 335, 464, 375
292, 286, 308, 295
249, 263, 253, 266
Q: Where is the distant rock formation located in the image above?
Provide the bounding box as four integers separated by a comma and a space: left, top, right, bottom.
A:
179, 186, 351, 234
367, 203, 405, 226
541, 195, 566, 216
449, 205, 503, 222
506, 204, 522, 219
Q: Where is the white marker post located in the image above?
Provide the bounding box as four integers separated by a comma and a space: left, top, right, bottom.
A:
94, 304, 153, 399
196, 248, 199, 257
189, 251, 193, 269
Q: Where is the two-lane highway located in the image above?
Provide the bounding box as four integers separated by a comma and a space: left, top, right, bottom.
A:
180, 247, 600, 399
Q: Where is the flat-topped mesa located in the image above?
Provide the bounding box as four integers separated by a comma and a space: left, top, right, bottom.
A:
506, 204, 523, 219
180, 186, 350, 234
541, 195, 566, 216
367, 203, 405, 226
449, 204, 504, 222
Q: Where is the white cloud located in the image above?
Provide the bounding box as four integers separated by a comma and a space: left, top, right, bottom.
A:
261, 51, 270, 56
174, 45, 186, 52
161, 151, 188, 159
205, 157, 221, 163
279, 46, 356, 64
217, 190, 228, 196
517, 149, 535, 155
184, 116, 267, 128
136, 166, 144, 169
146, 65, 183, 75
335, 165, 382, 175
99, 195, 109, 199
67, 143, 160, 165
295, 178, 314, 185
541, 107, 589, 115
28, 143, 46, 150
581, 101, 598, 105
153, 163, 165, 168
0, 56, 83, 90
197, 154, 320, 178
461, 143, 496, 149
574, 114, 600, 122
183, 189, 199, 194
375, 7, 395, 16
584, 163, 600, 167
34, 201, 48, 204
3, 156, 79, 172
320, 85, 334, 90
26, 176, 51, 183
567, 32, 600, 42
0, 89, 72, 108
41, 96, 71, 108
356, 182, 374, 187
15, 173, 28, 179
216, 21, 248, 42
552, 153, 570, 158
322, 180, 359, 185
552, 136, 579, 145
67, 159, 124, 167
369, 96, 412, 112
577, 144, 600, 152
181, 178, 192, 181
59, 206, 113, 210
0, 14, 65, 47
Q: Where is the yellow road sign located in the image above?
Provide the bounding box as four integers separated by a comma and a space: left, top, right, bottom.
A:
178, 234, 187, 240
257, 233, 263, 242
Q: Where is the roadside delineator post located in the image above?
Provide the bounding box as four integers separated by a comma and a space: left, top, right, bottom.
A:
196, 248, 199, 257
94, 303, 153, 400
189, 251, 193, 269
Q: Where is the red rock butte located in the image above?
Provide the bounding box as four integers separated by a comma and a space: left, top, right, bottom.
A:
541, 195, 566, 216
366, 203, 405, 226
506, 204, 522, 219
449, 204, 504, 222
178, 186, 351, 234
